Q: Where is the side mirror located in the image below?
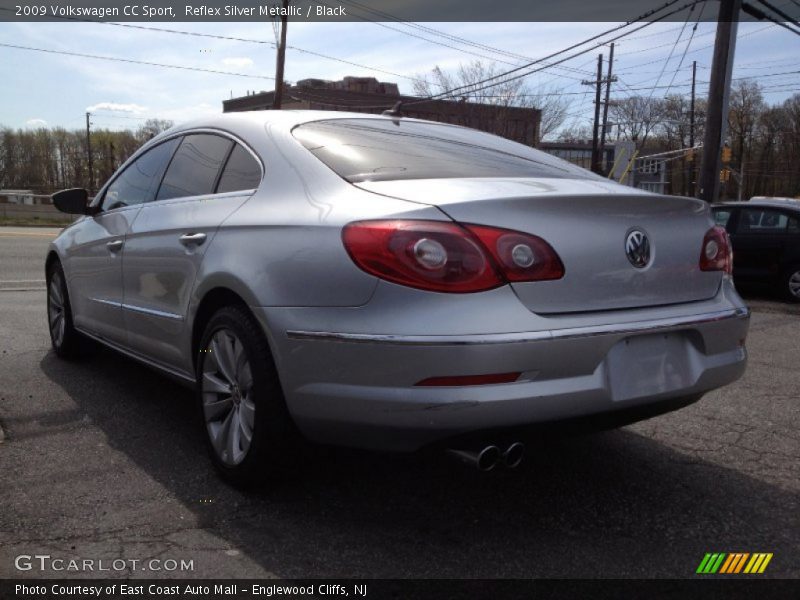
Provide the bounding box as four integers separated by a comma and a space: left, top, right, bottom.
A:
52, 188, 96, 215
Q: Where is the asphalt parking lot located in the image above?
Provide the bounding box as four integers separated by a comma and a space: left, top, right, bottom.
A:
0, 226, 798, 580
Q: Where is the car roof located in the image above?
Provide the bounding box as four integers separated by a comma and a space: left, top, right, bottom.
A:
712, 199, 800, 211
162, 110, 456, 136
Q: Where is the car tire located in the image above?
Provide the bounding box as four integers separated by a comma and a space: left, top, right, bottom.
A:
46, 261, 87, 359
782, 265, 800, 303
196, 305, 301, 487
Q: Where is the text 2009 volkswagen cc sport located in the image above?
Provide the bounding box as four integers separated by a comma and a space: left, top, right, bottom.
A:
46, 111, 749, 485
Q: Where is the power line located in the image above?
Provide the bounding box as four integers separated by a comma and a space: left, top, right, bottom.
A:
0, 42, 275, 79
467, 80, 701, 98
754, 0, 800, 26
310, 0, 528, 69
620, 23, 690, 40
614, 23, 716, 56
334, 0, 599, 82
424, 0, 704, 102
645, 2, 698, 101
340, 0, 551, 64
313, 0, 598, 85
734, 68, 800, 79
277, 2, 700, 111
617, 21, 773, 72
742, 3, 800, 35
0, 6, 438, 88
103, 21, 430, 86
662, 1, 707, 96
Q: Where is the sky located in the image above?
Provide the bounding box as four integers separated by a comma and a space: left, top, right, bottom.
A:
0, 17, 798, 135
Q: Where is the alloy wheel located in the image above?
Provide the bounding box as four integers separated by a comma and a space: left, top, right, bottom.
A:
48, 272, 66, 348
789, 270, 800, 299
201, 328, 256, 466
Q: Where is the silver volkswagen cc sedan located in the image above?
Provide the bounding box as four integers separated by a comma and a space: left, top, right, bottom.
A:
46, 111, 750, 484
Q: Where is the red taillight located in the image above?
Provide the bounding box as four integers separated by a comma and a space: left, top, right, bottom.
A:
699, 225, 733, 275
342, 220, 503, 293
342, 220, 564, 293
416, 372, 521, 386
464, 224, 565, 282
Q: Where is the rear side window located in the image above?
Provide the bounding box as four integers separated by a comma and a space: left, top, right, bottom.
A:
713, 209, 732, 228
156, 134, 232, 201
217, 144, 261, 193
736, 208, 788, 233
102, 138, 180, 210
292, 118, 597, 183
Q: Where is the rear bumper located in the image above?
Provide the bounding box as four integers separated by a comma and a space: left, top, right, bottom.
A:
256, 284, 750, 452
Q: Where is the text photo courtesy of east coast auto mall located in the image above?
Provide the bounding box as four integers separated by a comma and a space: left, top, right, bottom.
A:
0, 1, 799, 599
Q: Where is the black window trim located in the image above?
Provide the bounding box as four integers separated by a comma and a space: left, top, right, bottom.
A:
152, 129, 264, 203
736, 206, 793, 234
213, 142, 237, 194
93, 128, 264, 211
95, 136, 182, 212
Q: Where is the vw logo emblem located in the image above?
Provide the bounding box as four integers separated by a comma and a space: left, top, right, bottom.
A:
625, 229, 651, 268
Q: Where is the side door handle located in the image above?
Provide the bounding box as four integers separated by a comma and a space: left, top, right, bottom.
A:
179, 232, 207, 247
106, 240, 124, 252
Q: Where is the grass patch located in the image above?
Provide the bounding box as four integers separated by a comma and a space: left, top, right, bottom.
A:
0, 217, 72, 227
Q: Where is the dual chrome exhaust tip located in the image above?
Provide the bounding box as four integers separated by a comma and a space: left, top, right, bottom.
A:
446, 442, 525, 471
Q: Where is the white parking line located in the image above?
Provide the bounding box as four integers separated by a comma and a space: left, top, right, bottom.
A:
0, 280, 46, 292
0, 231, 58, 237
0, 280, 46, 283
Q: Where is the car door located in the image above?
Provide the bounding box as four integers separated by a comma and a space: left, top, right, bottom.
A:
730, 207, 789, 282
121, 132, 263, 373
63, 138, 180, 345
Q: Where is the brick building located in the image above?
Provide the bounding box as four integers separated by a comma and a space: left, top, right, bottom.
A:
223, 76, 541, 146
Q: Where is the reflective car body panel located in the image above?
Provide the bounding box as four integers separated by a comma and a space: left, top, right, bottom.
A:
358, 179, 721, 313
48, 111, 750, 452
60, 205, 141, 345
122, 190, 253, 369
713, 200, 800, 284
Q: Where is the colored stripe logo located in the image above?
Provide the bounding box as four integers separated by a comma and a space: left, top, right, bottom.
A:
696, 553, 773, 574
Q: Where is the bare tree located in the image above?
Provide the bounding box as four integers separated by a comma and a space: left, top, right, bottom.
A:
610, 96, 666, 146
135, 118, 174, 143
555, 123, 594, 143
728, 80, 765, 167
413, 61, 572, 142
526, 85, 572, 141
413, 62, 525, 105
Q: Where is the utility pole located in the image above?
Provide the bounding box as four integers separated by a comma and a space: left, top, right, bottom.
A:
271, 0, 289, 110
599, 43, 616, 175
688, 60, 697, 197
584, 53, 604, 174
85, 112, 94, 193
698, 0, 741, 202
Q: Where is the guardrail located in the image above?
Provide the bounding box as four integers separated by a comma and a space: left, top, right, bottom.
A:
0, 202, 76, 223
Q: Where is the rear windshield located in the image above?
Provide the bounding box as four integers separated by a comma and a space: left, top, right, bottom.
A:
292, 118, 596, 183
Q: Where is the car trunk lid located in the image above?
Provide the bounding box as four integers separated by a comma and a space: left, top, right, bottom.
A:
355, 177, 721, 314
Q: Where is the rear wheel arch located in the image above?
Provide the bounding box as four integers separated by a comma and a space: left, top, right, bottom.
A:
192, 288, 250, 365
196, 302, 302, 486
782, 263, 800, 302
45, 250, 61, 277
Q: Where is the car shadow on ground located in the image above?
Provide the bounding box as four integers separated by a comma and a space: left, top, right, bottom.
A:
39, 346, 798, 579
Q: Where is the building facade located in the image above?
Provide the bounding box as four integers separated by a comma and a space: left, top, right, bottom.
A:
223, 77, 541, 146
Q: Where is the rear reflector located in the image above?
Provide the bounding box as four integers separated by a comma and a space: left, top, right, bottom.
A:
415, 372, 521, 386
